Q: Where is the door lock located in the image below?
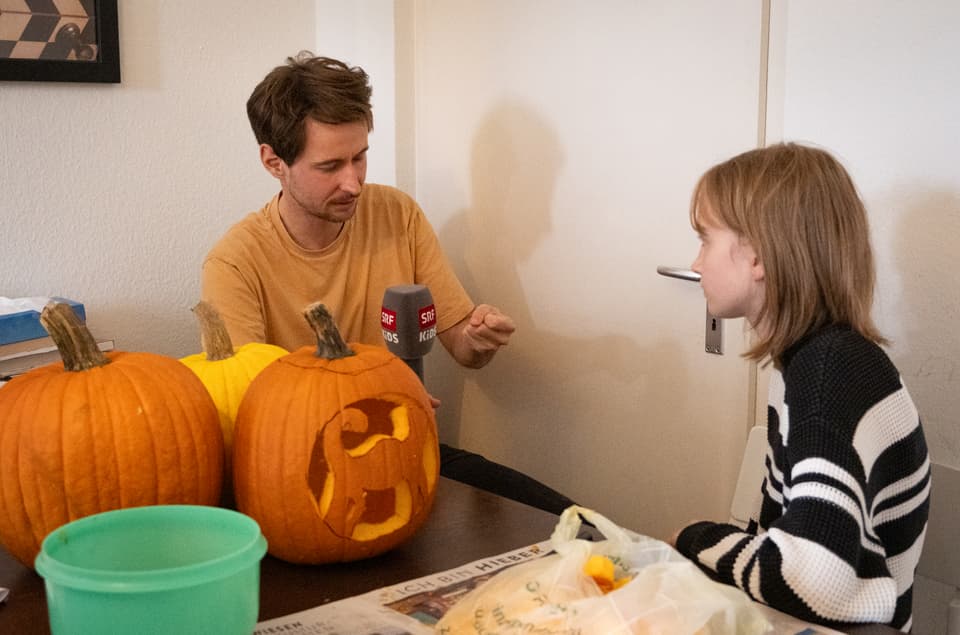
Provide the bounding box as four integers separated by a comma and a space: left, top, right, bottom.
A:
656, 266, 722, 355
705, 309, 723, 355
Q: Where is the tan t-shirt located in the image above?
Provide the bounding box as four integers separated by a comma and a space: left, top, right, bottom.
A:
202, 183, 474, 352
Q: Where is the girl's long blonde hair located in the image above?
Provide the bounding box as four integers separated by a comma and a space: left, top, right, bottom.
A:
690, 142, 885, 367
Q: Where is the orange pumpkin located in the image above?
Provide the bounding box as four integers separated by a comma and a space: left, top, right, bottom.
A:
0, 302, 223, 568
233, 303, 439, 563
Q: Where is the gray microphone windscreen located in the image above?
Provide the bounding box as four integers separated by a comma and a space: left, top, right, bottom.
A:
381, 284, 437, 359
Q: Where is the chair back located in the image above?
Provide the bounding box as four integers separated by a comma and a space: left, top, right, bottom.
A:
918, 462, 960, 634
729, 425, 767, 528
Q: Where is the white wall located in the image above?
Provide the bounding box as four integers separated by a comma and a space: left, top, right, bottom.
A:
766, 2, 960, 632
0, 2, 315, 356
314, 0, 397, 186
773, 1, 959, 468
403, 1, 764, 541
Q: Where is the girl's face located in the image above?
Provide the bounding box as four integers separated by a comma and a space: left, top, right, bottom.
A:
691, 201, 765, 327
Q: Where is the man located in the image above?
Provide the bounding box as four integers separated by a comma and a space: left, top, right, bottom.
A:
202, 52, 574, 515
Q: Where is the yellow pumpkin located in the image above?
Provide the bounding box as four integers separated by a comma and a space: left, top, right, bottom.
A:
233, 303, 439, 564
180, 301, 287, 502
0, 302, 223, 568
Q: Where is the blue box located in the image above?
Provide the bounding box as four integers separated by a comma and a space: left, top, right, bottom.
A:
0, 298, 86, 345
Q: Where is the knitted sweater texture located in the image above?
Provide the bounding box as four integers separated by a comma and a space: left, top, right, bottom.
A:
676, 325, 929, 632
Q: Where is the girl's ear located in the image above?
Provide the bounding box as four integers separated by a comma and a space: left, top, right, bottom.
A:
751, 254, 765, 282
748, 244, 765, 282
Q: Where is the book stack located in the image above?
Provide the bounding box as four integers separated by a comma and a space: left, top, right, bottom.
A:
1, 335, 115, 380
0, 297, 114, 383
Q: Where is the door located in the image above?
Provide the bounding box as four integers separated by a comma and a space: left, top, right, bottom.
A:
399, 1, 765, 539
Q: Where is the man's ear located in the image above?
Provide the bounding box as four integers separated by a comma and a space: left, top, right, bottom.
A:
259, 144, 286, 179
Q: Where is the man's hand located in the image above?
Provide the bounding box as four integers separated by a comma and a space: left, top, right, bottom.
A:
464, 304, 516, 351
438, 304, 516, 369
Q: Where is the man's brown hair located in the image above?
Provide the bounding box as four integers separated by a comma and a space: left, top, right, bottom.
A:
690, 142, 885, 367
246, 51, 373, 164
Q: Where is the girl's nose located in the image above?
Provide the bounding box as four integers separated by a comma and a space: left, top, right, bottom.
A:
691, 248, 704, 274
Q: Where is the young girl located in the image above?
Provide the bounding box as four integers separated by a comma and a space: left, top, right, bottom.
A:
672, 143, 930, 632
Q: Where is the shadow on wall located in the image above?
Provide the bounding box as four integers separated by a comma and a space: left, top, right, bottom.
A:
890, 189, 960, 468
893, 190, 960, 635
430, 101, 686, 507
432, 99, 564, 442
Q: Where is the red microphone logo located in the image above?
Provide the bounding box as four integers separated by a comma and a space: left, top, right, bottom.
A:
381, 307, 399, 343
419, 305, 436, 328
418, 304, 437, 343
381, 308, 397, 330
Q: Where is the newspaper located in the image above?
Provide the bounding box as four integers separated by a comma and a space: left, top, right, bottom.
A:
253, 540, 844, 635
253, 541, 551, 635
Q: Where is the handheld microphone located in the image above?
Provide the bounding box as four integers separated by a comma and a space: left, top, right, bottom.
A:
381, 284, 437, 382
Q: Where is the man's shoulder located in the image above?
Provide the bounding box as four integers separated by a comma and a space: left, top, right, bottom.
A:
205, 201, 274, 262
354, 184, 427, 238
359, 183, 421, 212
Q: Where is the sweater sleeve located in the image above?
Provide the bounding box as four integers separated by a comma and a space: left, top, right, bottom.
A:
674, 450, 899, 628
677, 326, 930, 631
675, 331, 929, 632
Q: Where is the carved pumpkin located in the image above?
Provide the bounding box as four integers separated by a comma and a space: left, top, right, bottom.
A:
232, 303, 439, 563
180, 301, 287, 503
0, 302, 223, 568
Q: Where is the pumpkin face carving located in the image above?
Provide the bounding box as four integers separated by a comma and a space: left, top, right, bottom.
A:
308, 395, 438, 542
232, 304, 438, 563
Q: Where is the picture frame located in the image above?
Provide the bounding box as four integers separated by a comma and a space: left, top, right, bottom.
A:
0, 0, 120, 83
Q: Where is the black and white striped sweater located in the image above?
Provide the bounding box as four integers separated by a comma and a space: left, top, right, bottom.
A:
676, 325, 930, 632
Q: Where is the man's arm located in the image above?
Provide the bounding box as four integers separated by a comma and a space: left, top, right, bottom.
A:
437, 304, 516, 369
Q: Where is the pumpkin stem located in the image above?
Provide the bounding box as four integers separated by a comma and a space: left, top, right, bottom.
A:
39, 301, 110, 371
303, 302, 355, 360
192, 301, 235, 362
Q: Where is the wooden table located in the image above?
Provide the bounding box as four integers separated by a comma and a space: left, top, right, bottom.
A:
0, 477, 900, 634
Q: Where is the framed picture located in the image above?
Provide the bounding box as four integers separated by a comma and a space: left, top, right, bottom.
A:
0, 0, 119, 83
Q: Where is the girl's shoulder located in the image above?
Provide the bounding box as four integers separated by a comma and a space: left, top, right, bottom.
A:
783, 324, 903, 405
786, 324, 890, 367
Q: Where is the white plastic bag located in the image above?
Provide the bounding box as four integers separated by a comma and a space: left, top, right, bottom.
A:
436, 506, 772, 634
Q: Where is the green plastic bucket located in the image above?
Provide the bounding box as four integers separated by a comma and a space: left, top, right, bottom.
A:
35, 505, 267, 635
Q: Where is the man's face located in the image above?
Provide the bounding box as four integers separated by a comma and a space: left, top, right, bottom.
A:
276, 119, 369, 223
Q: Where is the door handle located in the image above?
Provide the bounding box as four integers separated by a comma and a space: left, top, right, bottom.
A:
656, 266, 722, 354
656, 266, 701, 283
